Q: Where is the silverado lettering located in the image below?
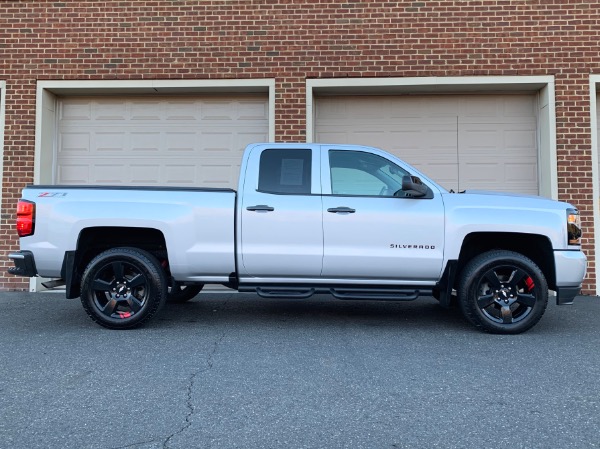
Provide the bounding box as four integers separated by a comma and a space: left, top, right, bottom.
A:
390, 244, 436, 249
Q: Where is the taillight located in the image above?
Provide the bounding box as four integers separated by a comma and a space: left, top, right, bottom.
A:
567, 208, 581, 246
16, 200, 35, 237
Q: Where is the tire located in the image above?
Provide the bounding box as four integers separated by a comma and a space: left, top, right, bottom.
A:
457, 250, 548, 334
167, 281, 204, 303
80, 247, 168, 329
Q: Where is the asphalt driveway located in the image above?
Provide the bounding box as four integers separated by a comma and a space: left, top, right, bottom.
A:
0, 292, 598, 449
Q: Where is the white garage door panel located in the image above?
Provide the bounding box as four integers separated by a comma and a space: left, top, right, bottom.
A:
319, 125, 460, 191
58, 158, 244, 186
57, 96, 269, 187
387, 125, 459, 190
315, 95, 538, 194
316, 97, 461, 190
459, 120, 538, 194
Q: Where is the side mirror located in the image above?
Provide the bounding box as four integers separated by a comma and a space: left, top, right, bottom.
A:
401, 175, 428, 197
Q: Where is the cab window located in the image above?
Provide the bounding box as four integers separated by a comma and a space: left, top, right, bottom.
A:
329, 150, 409, 196
258, 149, 312, 194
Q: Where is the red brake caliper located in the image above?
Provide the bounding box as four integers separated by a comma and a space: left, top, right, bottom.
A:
525, 277, 535, 292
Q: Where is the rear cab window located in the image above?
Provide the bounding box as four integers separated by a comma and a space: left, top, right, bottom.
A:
258, 149, 312, 194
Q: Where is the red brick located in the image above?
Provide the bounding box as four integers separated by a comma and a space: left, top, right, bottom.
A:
1, 1, 600, 292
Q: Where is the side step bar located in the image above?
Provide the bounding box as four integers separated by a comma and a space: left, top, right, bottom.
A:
243, 285, 432, 301
256, 287, 315, 299
330, 288, 420, 301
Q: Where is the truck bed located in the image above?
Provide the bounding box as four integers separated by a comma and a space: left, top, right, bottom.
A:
19, 185, 237, 282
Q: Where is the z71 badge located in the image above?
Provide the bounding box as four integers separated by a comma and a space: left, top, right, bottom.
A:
38, 192, 68, 198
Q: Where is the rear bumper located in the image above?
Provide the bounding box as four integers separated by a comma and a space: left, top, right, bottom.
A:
7, 251, 38, 277
554, 250, 587, 305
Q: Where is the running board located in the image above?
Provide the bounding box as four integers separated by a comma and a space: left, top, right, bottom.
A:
255, 287, 316, 299
330, 288, 421, 301
243, 285, 432, 301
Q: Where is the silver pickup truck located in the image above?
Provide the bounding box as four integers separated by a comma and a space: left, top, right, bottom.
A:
8, 143, 587, 333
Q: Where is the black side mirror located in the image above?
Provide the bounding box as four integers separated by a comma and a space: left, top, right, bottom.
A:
401, 175, 428, 197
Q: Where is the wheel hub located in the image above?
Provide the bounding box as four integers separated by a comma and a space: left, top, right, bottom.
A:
112, 281, 131, 299
495, 285, 516, 305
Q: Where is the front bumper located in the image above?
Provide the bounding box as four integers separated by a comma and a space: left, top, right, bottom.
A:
7, 251, 38, 277
554, 250, 587, 305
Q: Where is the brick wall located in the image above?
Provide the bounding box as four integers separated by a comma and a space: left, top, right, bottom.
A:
1, 1, 599, 292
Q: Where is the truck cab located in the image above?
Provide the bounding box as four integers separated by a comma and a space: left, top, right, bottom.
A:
237, 143, 445, 284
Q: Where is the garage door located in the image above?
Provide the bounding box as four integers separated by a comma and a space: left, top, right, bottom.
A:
315, 95, 539, 194
56, 95, 269, 188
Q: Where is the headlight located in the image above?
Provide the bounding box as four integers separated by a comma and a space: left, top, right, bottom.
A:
567, 208, 581, 246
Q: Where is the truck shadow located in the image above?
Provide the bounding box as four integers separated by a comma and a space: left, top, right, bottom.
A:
157, 293, 594, 335
2, 292, 588, 335
157, 293, 471, 332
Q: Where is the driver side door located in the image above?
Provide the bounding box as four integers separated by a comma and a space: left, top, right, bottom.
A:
320, 147, 445, 282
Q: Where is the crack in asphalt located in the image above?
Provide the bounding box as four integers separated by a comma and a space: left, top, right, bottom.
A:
162, 331, 226, 449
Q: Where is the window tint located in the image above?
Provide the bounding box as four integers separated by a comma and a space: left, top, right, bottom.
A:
258, 149, 312, 194
329, 150, 409, 196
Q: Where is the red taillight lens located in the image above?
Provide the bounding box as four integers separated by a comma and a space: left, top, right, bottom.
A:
16, 200, 35, 237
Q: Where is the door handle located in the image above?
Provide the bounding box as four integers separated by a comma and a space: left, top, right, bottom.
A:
246, 205, 275, 212
327, 207, 356, 214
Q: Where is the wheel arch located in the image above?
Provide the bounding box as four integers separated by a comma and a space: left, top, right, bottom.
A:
63, 226, 168, 299
456, 232, 556, 290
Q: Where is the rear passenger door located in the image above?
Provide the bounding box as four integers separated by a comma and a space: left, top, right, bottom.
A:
239, 145, 323, 278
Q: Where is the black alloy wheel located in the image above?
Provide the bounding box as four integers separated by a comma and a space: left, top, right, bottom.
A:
80, 247, 167, 329
457, 250, 548, 334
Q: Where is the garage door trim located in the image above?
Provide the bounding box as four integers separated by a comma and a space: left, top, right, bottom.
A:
589, 75, 600, 295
